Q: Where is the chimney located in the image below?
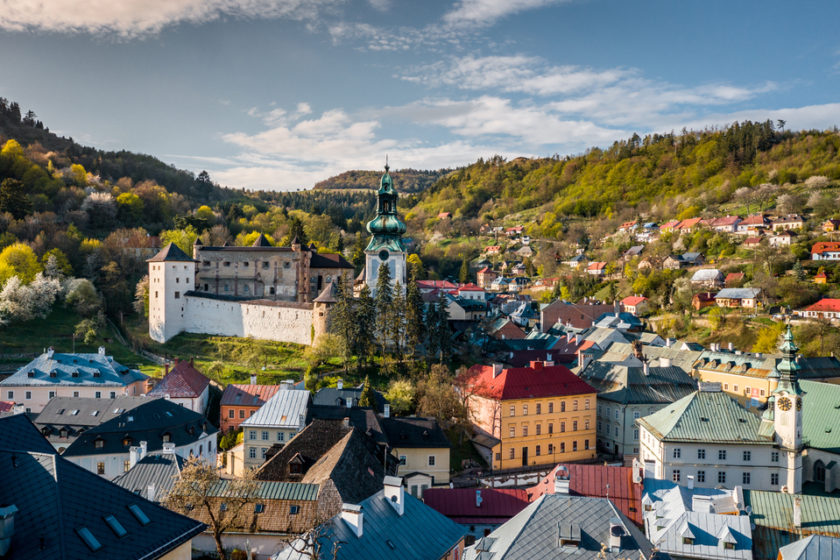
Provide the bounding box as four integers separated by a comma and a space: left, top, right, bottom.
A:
383, 476, 405, 516
687, 475, 695, 490
189, 357, 194, 367
250, 374, 257, 385
340, 504, 363, 538
728, 342, 734, 351
98, 346, 106, 356
554, 465, 570, 494
383, 404, 390, 418
793, 497, 802, 528
475, 490, 483, 508
665, 338, 672, 348
643, 362, 650, 376
0, 504, 18, 557
165, 363, 170, 376
492, 364, 503, 378
139, 441, 148, 461
660, 357, 671, 368
547, 353, 553, 362
608, 518, 624, 552
162, 442, 176, 453
530, 361, 544, 370
337, 379, 344, 390
147, 483, 156, 502
46, 347, 54, 359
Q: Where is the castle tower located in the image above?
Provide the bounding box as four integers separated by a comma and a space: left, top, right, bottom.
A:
773, 325, 803, 494
312, 281, 337, 343
147, 243, 196, 343
365, 162, 407, 293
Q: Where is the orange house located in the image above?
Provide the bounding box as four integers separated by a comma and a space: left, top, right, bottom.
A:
220, 381, 281, 432
464, 361, 597, 471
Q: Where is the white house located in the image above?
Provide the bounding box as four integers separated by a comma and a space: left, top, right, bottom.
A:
0, 348, 148, 413
146, 359, 211, 414
242, 387, 310, 468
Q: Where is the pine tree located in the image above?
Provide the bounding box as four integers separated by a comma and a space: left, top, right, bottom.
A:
390, 281, 406, 362
459, 258, 469, 283
354, 285, 375, 368
330, 283, 356, 372
436, 298, 452, 363
425, 296, 441, 364
405, 275, 426, 358
375, 263, 393, 363
288, 217, 308, 246
358, 375, 377, 411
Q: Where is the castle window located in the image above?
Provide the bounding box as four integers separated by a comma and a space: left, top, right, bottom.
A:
174, 292, 180, 299
243, 261, 249, 267
284, 262, 291, 268
263, 261, 269, 269
224, 261, 231, 267
176, 277, 179, 283
203, 261, 210, 267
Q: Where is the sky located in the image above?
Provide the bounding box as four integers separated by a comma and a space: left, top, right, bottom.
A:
0, 0, 839, 191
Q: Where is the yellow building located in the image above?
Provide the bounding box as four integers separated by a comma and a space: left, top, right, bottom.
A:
382, 416, 452, 491
465, 362, 597, 471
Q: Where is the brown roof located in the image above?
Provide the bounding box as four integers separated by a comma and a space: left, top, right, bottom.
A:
147, 243, 195, 262
301, 429, 385, 504
220, 384, 281, 407
309, 251, 354, 269
148, 361, 210, 399
254, 419, 352, 482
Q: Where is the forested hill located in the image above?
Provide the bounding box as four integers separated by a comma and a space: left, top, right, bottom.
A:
313, 168, 448, 193
0, 98, 236, 203
404, 121, 840, 235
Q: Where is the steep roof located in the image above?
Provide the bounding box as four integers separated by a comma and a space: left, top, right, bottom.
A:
579, 359, 697, 405
715, 287, 761, 299
468, 363, 596, 401
812, 241, 840, 254
147, 242, 195, 262
242, 389, 310, 429
0, 415, 205, 560
423, 488, 529, 523
254, 419, 352, 481
637, 386, 770, 444
779, 536, 840, 560
252, 233, 273, 247
309, 251, 354, 269
312, 386, 388, 409
800, 380, 840, 453
464, 495, 654, 560
147, 361, 210, 399
690, 268, 723, 282
381, 416, 451, 449
112, 452, 186, 502
313, 281, 338, 303
803, 298, 840, 313
220, 383, 281, 407
621, 295, 647, 306
300, 429, 385, 504
1, 350, 148, 388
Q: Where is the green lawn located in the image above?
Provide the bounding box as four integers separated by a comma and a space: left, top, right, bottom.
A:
0, 307, 159, 376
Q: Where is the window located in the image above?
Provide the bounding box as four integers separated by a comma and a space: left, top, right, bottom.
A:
673, 448, 681, 459
560, 422, 566, 432
771, 473, 779, 485
24, 390, 32, 400
97, 462, 105, 475
523, 404, 528, 416
495, 453, 501, 462
229, 410, 235, 419
560, 442, 566, 453
509, 426, 515, 438
548, 423, 553, 434
73, 391, 80, 398
6, 390, 12, 399
510, 405, 515, 417
262, 261, 270, 269
548, 402, 554, 413
614, 409, 619, 419
398, 455, 407, 465
224, 261, 231, 267
262, 431, 269, 441
277, 432, 284, 442
174, 291, 180, 299
633, 411, 640, 419
672, 469, 681, 482
110, 392, 116, 399
584, 440, 590, 450
249, 431, 257, 440
522, 426, 528, 437
77, 527, 102, 552
95, 439, 104, 449
742, 472, 751, 485
536, 424, 541, 435
509, 448, 515, 459
124, 460, 131, 472
243, 261, 249, 267
724, 542, 736, 551
743, 451, 751, 461
598, 421, 602, 432
95, 391, 100, 399
683, 537, 694, 545
162, 433, 171, 443
718, 471, 726, 484
572, 421, 578, 431
572, 441, 578, 452
561, 401, 566, 412
573, 400, 579, 411
548, 443, 554, 454
240, 410, 245, 418
49, 391, 55, 399
289, 505, 299, 515
724, 383, 728, 390
584, 420, 590, 430
771, 451, 779, 463
633, 429, 639, 440
718, 450, 727, 461
698, 449, 706, 459
697, 470, 706, 483
535, 445, 541, 456
585, 399, 590, 410
536, 403, 541, 415
734, 385, 738, 393
104, 515, 127, 538
428, 455, 436, 466
254, 504, 264, 513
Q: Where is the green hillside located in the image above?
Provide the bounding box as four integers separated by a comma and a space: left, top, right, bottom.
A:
313, 168, 447, 193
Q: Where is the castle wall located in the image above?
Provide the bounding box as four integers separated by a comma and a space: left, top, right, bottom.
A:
182, 296, 314, 346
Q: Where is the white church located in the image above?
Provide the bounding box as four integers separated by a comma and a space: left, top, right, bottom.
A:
147, 164, 408, 346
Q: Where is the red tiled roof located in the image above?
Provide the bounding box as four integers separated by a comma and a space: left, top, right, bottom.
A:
725, 272, 745, 282
423, 488, 529, 520
586, 261, 607, 271
0, 401, 15, 413
740, 214, 767, 226
621, 296, 647, 306
467, 363, 596, 400
677, 217, 702, 229
477, 267, 492, 274
418, 280, 459, 290
804, 298, 840, 313
660, 220, 680, 229
712, 215, 741, 226
458, 283, 484, 291
220, 383, 281, 406
813, 241, 840, 254
816, 271, 828, 279
744, 237, 762, 245
148, 361, 210, 398
526, 464, 643, 526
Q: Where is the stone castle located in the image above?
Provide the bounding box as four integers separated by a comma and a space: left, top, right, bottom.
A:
148, 164, 407, 345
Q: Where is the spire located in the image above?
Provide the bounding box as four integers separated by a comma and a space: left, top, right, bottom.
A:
775, 325, 801, 394
385, 154, 389, 172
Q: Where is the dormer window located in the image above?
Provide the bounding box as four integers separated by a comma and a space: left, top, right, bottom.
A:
50, 370, 57, 377
72, 371, 79, 378
27, 370, 35, 378
162, 433, 171, 443
123, 437, 133, 447
95, 438, 105, 449
60, 429, 68, 438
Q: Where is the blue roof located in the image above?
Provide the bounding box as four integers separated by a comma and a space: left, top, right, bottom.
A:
1, 350, 147, 388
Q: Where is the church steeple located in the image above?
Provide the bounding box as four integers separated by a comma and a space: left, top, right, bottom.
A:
775, 325, 801, 395
773, 324, 803, 494
364, 161, 408, 293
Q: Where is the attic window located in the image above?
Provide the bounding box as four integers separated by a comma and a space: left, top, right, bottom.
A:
104, 515, 127, 538
683, 537, 695, 545
162, 433, 171, 443
93, 371, 101, 378
123, 437, 133, 447
72, 371, 79, 378
165, 411, 173, 417
95, 438, 105, 449
71, 410, 79, 416
700, 417, 709, 422
91, 410, 99, 416
27, 371, 35, 378
76, 527, 102, 552
289, 505, 299, 515
724, 542, 736, 550
254, 504, 264, 514
220, 503, 227, 512
57, 409, 65, 415
128, 504, 151, 526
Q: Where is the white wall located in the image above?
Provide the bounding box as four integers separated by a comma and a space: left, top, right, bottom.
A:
3, 384, 140, 414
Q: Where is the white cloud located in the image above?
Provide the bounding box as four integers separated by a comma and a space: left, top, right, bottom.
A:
296, 102, 312, 115
442, 0, 567, 28
0, 0, 341, 37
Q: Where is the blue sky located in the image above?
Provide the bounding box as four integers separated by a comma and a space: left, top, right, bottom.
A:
0, 0, 838, 190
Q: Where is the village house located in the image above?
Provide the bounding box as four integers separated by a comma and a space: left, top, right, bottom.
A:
823, 219, 840, 233
484, 245, 501, 255
710, 215, 742, 233
146, 359, 211, 414
736, 214, 769, 235
715, 287, 762, 309
692, 292, 717, 311
241, 388, 310, 470
220, 379, 281, 433
621, 295, 649, 316
476, 266, 497, 289
660, 220, 681, 233
540, 299, 617, 332
382, 416, 452, 492
423, 487, 530, 543
0, 348, 148, 414
618, 220, 638, 233
586, 261, 607, 276
677, 217, 703, 232
725, 272, 745, 287
771, 214, 805, 231
743, 236, 763, 249
691, 268, 725, 289
464, 361, 598, 470
437, 211, 452, 220
812, 241, 840, 260
561, 253, 587, 269
814, 269, 828, 284
663, 252, 704, 270
796, 298, 840, 322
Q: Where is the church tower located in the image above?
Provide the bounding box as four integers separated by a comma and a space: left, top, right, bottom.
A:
365, 162, 407, 293
773, 325, 803, 494
147, 243, 196, 343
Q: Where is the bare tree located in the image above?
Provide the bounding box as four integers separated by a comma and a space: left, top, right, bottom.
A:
277, 523, 344, 560
165, 457, 259, 560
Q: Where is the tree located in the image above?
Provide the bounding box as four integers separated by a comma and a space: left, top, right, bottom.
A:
752, 322, 785, 354
458, 258, 469, 283
160, 226, 199, 255
165, 458, 259, 560
384, 379, 415, 415
404, 275, 426, 358
134, 275, 150, 317
0, 178, 31, 219
415, 365, 469, 428
278, 523, 344, 560
288, 217, 308, 246
354, 285, 375, 367
407, 253, 425, 279
374, 263, 393, 363
329, 283, 357, 371
0, 242, 41, 284
0, 273, 61, 324
389, 281, 406, 362
65, 278, 102, 317
358, 375, 377, 411
42, 249, 73, 278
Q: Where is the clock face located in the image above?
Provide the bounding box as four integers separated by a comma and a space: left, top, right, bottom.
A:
778, 397, 792, 411
379, 250, 390, 262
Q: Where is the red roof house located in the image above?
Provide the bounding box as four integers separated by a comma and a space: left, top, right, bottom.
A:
220, 383, 282, 432
423, 487, 530, 526
466, 362, 595, 401
812, 241, 840, 261
798, 298, 840, 320
725, 272, 745, 286
147, 359, 211, 414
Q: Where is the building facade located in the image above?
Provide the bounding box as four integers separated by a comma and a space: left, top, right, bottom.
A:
364, 164, 407, 294
241, 388, 310, 469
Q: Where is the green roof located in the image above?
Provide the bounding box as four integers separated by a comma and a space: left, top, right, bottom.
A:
637, 387, 770, 444
801, 380, 840, 453
745, 489, 840, 535
365, 235, 406, 253
209, 480, 319, 501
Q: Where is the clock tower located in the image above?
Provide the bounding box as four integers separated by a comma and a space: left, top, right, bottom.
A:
773, 325, 803, 494
365, 162, 407, 294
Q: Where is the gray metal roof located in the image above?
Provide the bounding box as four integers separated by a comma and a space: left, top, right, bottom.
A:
463, 494, 654, 560
0, 414, 205, 559
581, 359, 697, 404
112, 452, 186, 502
715, 288, 761, 300
242, 389, 310, 429
1, 351, 147, 388
779, 536, 840, 560
274, 486, 465, 560
691, 269, 723, 282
